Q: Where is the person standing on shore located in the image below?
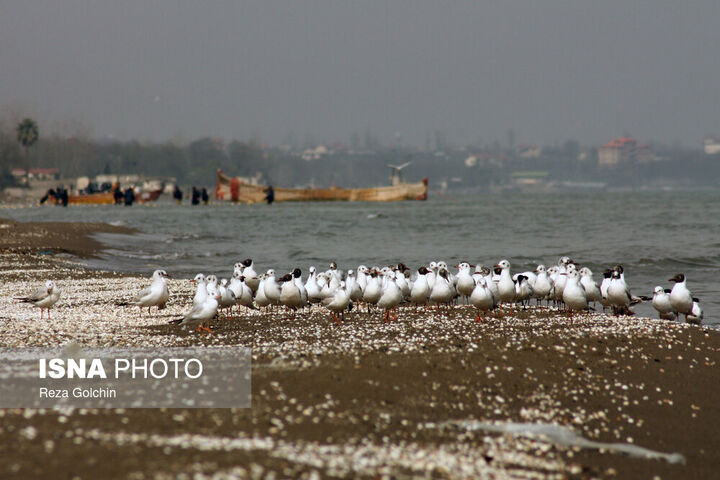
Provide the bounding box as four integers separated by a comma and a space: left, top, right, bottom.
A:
58, 187, 68, 207
191, 187, 200, 205
113, 184, 124, 205
173, 185, 183, 204
123, 187, 135, 206
265, 185, 275, 204
201, 187, 209, 204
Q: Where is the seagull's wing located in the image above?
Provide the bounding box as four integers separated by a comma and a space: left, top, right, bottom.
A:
178, 303, 204, 324
387, 161, 412, 170
131, 285, 154, 304
17, 285, 49, 303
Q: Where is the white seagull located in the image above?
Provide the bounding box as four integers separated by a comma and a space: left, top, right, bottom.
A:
117, 269, 170, 314
346, 269, 363, 303
279, 272, 305, 312
599, 269, 613, 311
254, 273, 272, 309
324, 281, 351, 323
455, 262, 475, 305
190, 274, 207, 308
562, 270, 588, 314
532, 265, 552, 305
240, 258, 260, 293
514, 274, 534, 307
362, 269, 383, 311
429, 268, 454, 309
606, 267, 640, 315
470, 277, 496, 321
218, 278, 237, 315
305, 266, 323, 303
170, 288, 220, 333
578, 267, 602, 307
687, 300, 703, 325
410, 266, 430, 308
377, 270, 403, 321
262, 269, 282, 307
495, 260, 515, 304
651, 286, 676, 321
669, 273, 694, 321
15, 280, 62, 320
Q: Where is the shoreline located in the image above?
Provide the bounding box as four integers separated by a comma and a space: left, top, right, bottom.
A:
1, 219, 720, 478
0, 217, 137, 259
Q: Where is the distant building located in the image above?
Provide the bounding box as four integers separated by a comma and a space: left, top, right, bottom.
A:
704, 137, 720, 155
31, 168, 60, 180
598, 137, 638, 167
635, 144, 657, 163
11, 168, 60, 183
301, 145, 330, 161
516, 144, 541, 158
511, 171, 548, 187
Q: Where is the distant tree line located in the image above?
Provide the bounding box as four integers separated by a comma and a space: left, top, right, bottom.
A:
1, 120, 719, 190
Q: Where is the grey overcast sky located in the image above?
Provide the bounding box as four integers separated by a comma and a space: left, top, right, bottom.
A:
1, 1, 719, 147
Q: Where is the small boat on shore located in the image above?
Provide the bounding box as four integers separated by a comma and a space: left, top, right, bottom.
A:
67, 192, 115, 205
137, 188, 164, 203
215, 169, 428, 204
67, 188, 164, 205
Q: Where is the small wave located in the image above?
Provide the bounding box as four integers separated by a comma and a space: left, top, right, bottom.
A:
102, 249, 181, 261
439, 420, 685, 464
635, 256, 720, 269
288, 249, 311, 259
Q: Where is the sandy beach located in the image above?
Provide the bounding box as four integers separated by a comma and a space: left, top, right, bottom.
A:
1, 218, 719, 479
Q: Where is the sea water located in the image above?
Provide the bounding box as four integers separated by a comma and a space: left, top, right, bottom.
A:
3, 191, 719, 325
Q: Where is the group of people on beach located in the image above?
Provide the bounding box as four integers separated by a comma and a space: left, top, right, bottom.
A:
113, 185, 137, 206
39, 186, 69, 207
40, 182, 138, 206
172, 185, 209, 205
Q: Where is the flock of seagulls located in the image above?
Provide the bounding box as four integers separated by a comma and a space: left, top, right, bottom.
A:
15, 256, 705, 330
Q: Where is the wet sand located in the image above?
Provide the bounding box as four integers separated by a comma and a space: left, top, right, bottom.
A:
0, 217, 136, 258
1, 219, 720, 479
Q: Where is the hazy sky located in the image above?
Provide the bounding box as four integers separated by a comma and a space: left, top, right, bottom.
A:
1, 1, 719, 147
